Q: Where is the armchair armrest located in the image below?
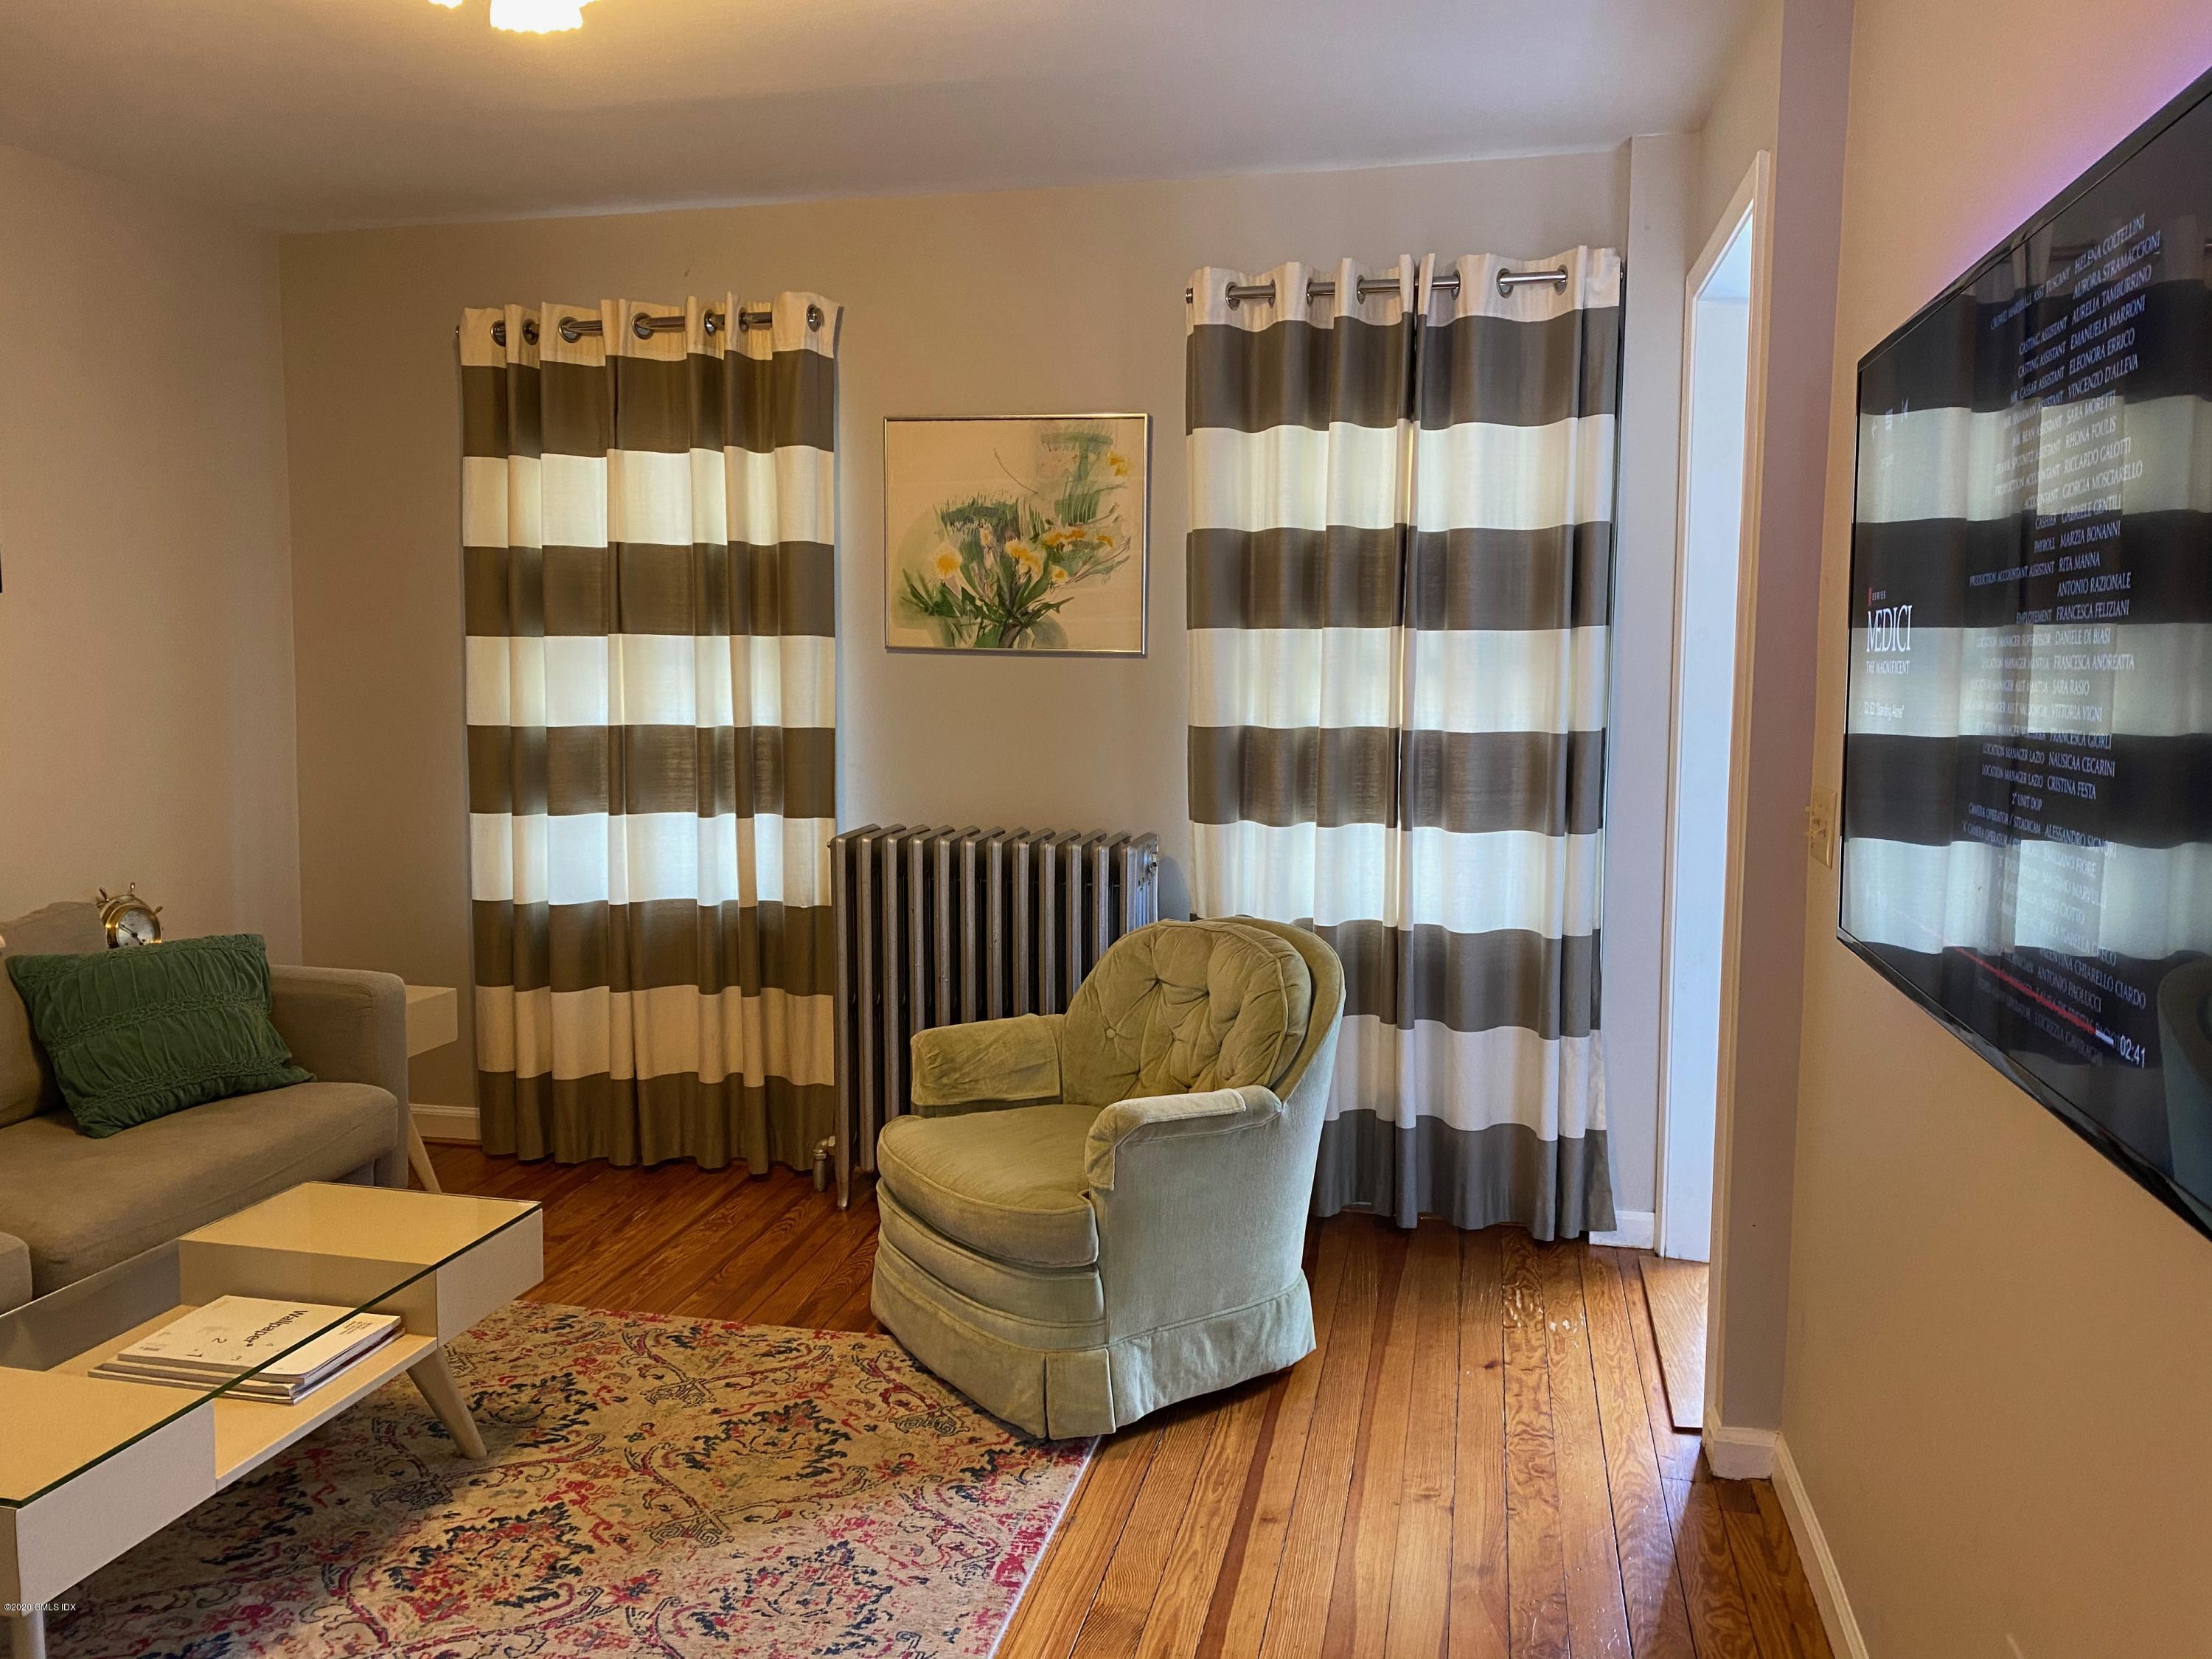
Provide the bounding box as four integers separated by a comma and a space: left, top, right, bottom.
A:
1084, 1082, 1310, 1343
1082, 1085, 1281, 1190
909, 1013, 1064, 1116
269, 964, 410, 1187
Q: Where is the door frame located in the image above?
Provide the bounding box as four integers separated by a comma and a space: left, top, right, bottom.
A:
1651, 153, 1773, 1382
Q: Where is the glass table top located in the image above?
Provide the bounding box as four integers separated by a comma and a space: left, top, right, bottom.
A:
0, 1183, 538, 1506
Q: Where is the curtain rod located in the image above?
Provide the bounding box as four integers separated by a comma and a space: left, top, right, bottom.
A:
486, 303, 818, 349
1183, 265, 1571, 307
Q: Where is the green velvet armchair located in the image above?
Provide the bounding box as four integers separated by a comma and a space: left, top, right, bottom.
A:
869, 917, 1345, 1439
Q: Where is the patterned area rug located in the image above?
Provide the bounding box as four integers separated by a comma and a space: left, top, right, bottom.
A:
49, 1304, 1091, 1658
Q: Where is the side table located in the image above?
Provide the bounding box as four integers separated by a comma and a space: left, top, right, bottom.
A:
402, 985, 459, 1195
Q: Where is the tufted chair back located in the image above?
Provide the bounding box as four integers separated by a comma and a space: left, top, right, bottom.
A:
1058, 919, 1314, 1105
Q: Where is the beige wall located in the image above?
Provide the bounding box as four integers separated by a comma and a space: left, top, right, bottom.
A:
1692, 0, 1783, 252
1788, 4, 2212, 1653
0, 144, 300, 953
275, 150, 1652, 1132
1701, 0, 1853, 1437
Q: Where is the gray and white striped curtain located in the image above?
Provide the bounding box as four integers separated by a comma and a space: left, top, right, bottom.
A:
459, 293, 838, 1172
1186, 251, 1618, 1237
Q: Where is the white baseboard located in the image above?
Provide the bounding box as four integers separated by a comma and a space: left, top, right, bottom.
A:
412, 1103, 481, 1144
1700, 1416, 1776, 1479
1588, 1208, 1655, 1249
1773, 1433, 1871, 1659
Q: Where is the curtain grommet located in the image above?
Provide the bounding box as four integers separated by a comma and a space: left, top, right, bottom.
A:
703, 310, 721, 335
523, 317, 539, 345
633, 313, 655, 341
807, 303, 824, 331
491, 320, 506, 347
558, 319, 583, 344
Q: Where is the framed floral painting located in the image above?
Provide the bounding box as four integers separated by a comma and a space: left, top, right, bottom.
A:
883, 414, 1149, 655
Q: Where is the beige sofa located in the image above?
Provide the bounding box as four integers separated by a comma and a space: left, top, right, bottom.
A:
0, 901, 409, 1314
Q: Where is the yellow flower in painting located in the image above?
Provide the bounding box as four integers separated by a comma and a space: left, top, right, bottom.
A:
1107, 451, 1132, 476
1048, 565, 1069, 585
1094, 529, 1117, 550
932, 547, 961, 582
1040, 526, 1070, 549
1008, 539, 1041, 572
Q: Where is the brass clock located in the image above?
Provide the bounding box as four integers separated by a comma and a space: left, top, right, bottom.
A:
95, 883, 162, 947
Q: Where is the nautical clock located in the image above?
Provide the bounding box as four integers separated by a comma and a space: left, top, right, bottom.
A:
95, 883, 162, 947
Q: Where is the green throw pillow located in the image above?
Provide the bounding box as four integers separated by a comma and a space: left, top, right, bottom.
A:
4, 934, 313, 1138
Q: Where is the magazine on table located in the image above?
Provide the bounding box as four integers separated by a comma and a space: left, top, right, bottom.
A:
89, 1296, 402, 1404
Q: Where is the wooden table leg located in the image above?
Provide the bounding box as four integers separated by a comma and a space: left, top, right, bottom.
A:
406, 1119, 444, 1194
408, 1349, 486, 1459
7, 1607, 46, 1659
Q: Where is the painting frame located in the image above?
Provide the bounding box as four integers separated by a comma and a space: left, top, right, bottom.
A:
882, 413, 1152, 658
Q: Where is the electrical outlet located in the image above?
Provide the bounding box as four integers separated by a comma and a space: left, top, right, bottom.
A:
1805, 787, 1840, 869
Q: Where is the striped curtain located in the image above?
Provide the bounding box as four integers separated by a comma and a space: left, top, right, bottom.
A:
459, 294, 839, 1173
1186, 251, 1619, 1237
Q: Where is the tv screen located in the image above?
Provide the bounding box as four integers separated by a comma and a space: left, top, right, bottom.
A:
1842, 66, 2212, 1239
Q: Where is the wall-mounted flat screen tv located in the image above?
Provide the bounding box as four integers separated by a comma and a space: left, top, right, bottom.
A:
1842, 66, 2212, 1239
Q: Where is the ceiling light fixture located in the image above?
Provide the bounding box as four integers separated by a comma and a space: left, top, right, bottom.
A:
490, 0, 592, 31
427, 0, 597, 34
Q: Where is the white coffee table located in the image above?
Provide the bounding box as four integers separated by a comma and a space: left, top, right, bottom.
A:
0, 1183, 542, 1659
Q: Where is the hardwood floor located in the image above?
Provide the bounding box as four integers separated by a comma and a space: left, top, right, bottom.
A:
1638, 1258, 1711, 1433
426, 1144, 1833, 1659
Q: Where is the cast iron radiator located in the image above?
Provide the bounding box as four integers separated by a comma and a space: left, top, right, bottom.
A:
827, 824, 1162, 1205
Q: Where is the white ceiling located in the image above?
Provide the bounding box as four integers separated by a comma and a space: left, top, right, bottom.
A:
0, 0, 1756, 233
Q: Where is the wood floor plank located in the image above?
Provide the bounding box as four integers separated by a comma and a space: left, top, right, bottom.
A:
1448, 1228, 1509, 1659
550, 1172, 742, 1309
605, 1174, 811, 1315
1599, 1248, 1703, 1484
1500, 1228, 1571, 1659
1325, 1227, 1416, 1658
747, 1192, 880, 1327
824, 1239, 883, 1332
1382, 1224, 1459, 1659
1257, 1222, 1382, 1659
1714, 1478, 1761, 1516
1579, 1251, 1697, 1659
1725, 1484, 1837, 1659
1004, 1432, 1162, 1659
432, 1144, 562, 1201
1194, 1385, 1287, 1659
529, 1163, 650, 1276
694, 1189, 853, 1323
661, 1181, 825, 1318
422, 1142, 483, 1184
1534, 1240, 1633, 1659
427, 1144, 502, 1194
790, 1191, 886, 1327
1206, 1225, 1352, 1659
1071, 1408, 1224, 1659
1660, 1478, 1762, 1659
1637, 1258, 1708, 1432
1757, 1483, 1840, 1659
1134, 1377, 1276, 1659
535, 1194, 664, 1301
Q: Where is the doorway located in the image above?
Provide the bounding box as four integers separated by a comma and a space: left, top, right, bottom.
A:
1648, 155, 1771, 1430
